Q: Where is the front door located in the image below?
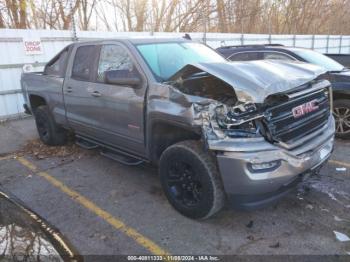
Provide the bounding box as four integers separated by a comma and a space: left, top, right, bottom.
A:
91, 43, 147, 156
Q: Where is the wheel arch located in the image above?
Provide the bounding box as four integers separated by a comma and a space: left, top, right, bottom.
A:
29, 94, 47, 112
148, 120, 202, 164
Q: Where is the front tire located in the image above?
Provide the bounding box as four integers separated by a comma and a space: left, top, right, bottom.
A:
333, 99, 350, 139
159, 140, 225, 219
34, 105, 68, 146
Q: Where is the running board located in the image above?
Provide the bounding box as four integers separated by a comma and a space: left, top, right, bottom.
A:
100, 150, 144, 166
75, 138, 99, 150
75, 135, 145, 166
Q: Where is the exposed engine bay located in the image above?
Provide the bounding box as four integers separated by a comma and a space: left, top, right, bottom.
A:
169, 72, 265, 140
172, 72, 237, 106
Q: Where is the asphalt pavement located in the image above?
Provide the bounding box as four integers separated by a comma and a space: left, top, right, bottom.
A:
0, 117, 350, 259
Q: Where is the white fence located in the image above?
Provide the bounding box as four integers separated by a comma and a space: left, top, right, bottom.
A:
1, 28, 350, 119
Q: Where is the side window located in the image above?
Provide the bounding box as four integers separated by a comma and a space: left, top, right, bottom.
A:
263, 52, 293, 61
97, 45, 134, 82
45, 50, 68, 77
72, 45, 98, 81
229, 52, 260, 61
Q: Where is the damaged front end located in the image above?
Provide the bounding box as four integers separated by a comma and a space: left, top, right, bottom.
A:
167, 61, 333, 151
166, 60, 335, 209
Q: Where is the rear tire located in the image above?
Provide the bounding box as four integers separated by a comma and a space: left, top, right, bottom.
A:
34, 105, 68, 146
333, 99, 350, 139
159, 140, 225, 219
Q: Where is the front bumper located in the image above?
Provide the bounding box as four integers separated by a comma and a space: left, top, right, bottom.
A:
212, 116, 335, 209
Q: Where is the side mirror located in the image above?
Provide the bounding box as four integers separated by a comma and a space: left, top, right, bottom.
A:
104, 70, 141, 87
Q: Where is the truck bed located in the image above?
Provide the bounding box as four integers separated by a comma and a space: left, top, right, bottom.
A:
21, 72, 65, 115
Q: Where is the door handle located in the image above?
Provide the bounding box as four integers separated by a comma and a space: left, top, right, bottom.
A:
91, 91, 101, 97
66, 86, 73, 93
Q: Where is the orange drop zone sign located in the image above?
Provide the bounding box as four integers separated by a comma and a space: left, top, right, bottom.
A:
23, 38, 43, 55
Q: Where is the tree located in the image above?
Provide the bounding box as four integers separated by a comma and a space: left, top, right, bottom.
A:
3, 0, 28, 28
78, 0, 97, 30
0, 0, 350, 35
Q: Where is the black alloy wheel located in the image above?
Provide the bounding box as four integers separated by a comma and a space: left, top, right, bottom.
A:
36, 110, 51, 141
167, 160, 203, 208
34, 105, 68, 145
159, 140, 225, 219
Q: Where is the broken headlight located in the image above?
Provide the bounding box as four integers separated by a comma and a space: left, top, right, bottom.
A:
215, 102, 263, 137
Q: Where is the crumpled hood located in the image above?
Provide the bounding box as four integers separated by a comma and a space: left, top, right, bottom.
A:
169, 60, 327, 103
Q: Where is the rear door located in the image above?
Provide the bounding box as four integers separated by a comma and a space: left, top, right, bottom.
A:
63, 43, 101, 138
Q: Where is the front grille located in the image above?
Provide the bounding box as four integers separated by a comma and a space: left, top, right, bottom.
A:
264, 88, 330, 145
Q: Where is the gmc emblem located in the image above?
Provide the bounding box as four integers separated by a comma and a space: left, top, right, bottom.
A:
292, 99, 319, 118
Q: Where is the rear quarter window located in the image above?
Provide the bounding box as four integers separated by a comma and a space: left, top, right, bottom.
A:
44, 49, 68, 77
72, 45, 99, 81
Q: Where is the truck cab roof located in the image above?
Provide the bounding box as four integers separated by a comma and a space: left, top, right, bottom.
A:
71, 37, 191, 46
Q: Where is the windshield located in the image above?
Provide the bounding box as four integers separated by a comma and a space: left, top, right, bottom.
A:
135, 42, 226, 81
293, 48, 345, 72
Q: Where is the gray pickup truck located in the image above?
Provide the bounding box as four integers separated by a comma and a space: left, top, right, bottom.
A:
21, 38, 335, 219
